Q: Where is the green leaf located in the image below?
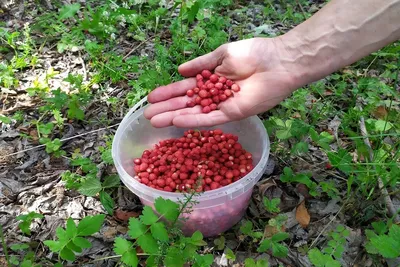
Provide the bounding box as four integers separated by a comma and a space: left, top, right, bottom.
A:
271, 232, 289, 242
292, 141, 309, 154
60, 247, 75, 261
0, 115, 11, 124
66, 241, 82, 253
245, 258, 256, 267
10, 243, 29, 251
190, 231, 207, 246
10, 256, 19, 266
137, 233, 159, 254
373, 119, 393, 132
59, 3, 81, 20
308, 248, 326, 267
140, 206, 159, 225
240, 220, 253, 235
369, 232, 400, 258
165, 247, 184, 267
257, 239, 272, 252
21, 259, 33, 267
271, 242, 288, 258
225, 247, 236, 260
154, 197, 180, 221
150, 222, 169, 241
388, 224, 400, 243
73, 237, 92, 249
213, 236, 225, 250
43, 240, 62, 252
187, 1, 200, 23
67, 98, 84, 120
77, 214, 106, 236
146, 255, 157, 267
102, 175, 120, 188
114, 237, 138, 267
78, 178, 102, 196
327, 149, 353, 174
99, 191, 115, 215
193, 254, 214, 267
128, 217, 147, 239
66, 218, 77, 238
263, 197, 281, 213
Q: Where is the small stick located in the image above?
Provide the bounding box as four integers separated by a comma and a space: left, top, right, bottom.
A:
123, 39, 150, 61
359, 112, 400, 223
4, 123, 120, 157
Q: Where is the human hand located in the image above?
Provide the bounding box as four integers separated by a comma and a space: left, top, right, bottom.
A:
143, 37, 299, 128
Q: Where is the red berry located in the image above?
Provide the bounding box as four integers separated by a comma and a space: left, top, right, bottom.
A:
209, 74, 219, 83
219, 94, 227, 101
231, 84, 240, 92
134, 158, 141, 165
218, 76, 227, 84
215, 82, 223, 89
193, 87, 200, 93
210, 103, 217, 110
226, 80, 233, 87
196, 74, 203, 81
199, 90, 208, 98
187, 100, 195, 107
186, 89, 195, 97
202, 106, 211, 113
201, 70, 212, 79
224, 89, 232, 97
201, 99, 210, 107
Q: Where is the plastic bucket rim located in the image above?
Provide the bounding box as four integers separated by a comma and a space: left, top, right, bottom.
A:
112, 101, 270, 203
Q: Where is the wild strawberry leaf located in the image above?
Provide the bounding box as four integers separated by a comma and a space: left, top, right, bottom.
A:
99, 190, 114, 215
193, 254, 214, 267
150, 222, 169, 241
73, 237, 92, 249
140, 206, 159, 225
114, 237, 138, 267
59, 3, 81, 20
66, 218, 77, 238
78, 178, 102, 197
137, 233, 158, 254
128, 218, 147, 239
154, 197, 180, 221
77, 214, 106, 236
165, 247, 184, 267
60, 247, 75, 261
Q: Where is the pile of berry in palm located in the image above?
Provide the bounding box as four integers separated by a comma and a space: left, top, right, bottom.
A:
186, 70, 240, 113
133, 129, 254, 193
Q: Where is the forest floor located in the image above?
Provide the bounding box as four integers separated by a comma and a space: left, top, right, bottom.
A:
0, 1, 399, 267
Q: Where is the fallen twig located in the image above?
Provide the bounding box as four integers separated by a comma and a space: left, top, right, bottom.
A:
4, 123, 120, 157
123, 38, 151, 61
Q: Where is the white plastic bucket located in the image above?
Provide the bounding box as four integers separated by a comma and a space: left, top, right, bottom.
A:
112, 97, 270, 237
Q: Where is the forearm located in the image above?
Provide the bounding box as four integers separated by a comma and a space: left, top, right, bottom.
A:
277, 0, 400, 88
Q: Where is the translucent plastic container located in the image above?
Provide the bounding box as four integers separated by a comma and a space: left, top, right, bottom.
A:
112, 98, 270, 237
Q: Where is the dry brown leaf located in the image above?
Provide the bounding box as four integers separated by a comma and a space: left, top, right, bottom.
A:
296, 200, 310, 228
264, 224, 286, 238
114, 209, 140, 222
372, 106, 388, 119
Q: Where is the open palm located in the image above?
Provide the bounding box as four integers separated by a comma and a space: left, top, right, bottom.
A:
144, 38, 298, 128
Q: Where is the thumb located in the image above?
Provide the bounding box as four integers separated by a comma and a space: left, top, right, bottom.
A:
178, 44, 226, 77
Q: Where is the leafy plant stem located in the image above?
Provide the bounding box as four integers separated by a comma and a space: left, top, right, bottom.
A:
0, 225, 10, 267
358, 108, 400, 223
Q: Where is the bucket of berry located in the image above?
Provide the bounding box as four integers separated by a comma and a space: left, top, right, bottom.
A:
112, 74, 270, 238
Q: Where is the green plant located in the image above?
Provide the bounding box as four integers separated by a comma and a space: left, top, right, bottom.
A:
365, 221, 400, 258
44, 214, 106, 262
308, 225, 349, 267
16, 212, 44, 235
240, 216, 289, 258
112, 196, 213, 267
